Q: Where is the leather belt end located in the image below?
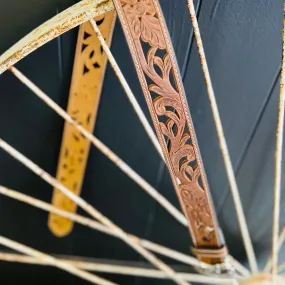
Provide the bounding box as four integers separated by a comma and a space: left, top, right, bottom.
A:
191, 245, 228, 264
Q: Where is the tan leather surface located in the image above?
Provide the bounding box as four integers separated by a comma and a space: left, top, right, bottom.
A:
48, 11, 116, 237
113, 0, 227, 263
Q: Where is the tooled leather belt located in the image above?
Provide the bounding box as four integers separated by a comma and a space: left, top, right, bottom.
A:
113, 0, 227, 264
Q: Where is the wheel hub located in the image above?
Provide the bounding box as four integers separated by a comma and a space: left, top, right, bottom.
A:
239, 274, 285, 285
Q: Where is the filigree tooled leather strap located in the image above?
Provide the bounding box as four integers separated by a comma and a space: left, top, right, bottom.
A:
113, 0, 227, 263
48, 11, 116, 237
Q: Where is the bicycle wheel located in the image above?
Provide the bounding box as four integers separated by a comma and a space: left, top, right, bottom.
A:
0, 0, 284, 284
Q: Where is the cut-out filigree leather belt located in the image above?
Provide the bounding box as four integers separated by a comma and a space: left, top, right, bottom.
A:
113, 0, 227, 264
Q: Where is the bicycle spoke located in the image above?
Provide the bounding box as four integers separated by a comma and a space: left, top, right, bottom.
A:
9, 66, 187, 227
0, 185, 248, 277
0, 0, 113, 75
186, 0, 258, 273
90, 19, 164, 160
0, 253, 238, 284
226, 256, 250, 277
0, 236, 118, 285
0, 139, 190, 285
0, 185, 207, 270
270, 8, 285, 278
263, 225, 285, 272
138, 239, 211, 272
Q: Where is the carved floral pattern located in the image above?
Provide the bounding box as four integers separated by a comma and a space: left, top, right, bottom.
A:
117, 0, 221, 247
123, 0, 165, 48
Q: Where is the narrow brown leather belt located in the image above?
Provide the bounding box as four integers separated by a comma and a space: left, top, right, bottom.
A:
113, 0, 227, 264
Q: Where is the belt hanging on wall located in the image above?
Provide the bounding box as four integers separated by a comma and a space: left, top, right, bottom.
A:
48, 10, 116, 237
112, 0, 227, 264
